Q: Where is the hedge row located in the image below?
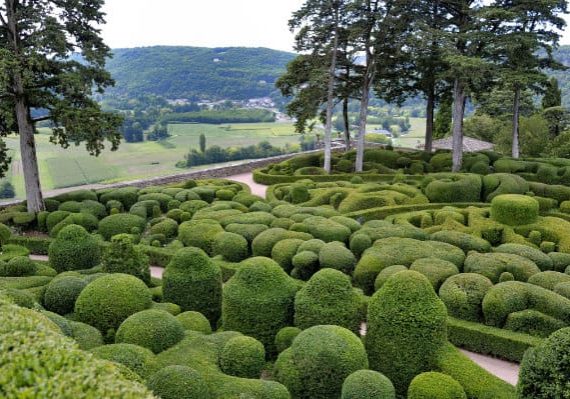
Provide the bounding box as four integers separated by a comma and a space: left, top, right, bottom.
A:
447, 317, 543, 362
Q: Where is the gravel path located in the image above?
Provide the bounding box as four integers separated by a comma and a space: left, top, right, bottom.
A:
227, 172, 268, 197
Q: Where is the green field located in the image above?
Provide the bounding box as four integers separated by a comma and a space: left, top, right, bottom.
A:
368, 117, 427, 149
3, 122, 313, 198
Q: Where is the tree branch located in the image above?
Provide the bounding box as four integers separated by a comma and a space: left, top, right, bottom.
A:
0, 12, 7, 27
32, 115, 52, 123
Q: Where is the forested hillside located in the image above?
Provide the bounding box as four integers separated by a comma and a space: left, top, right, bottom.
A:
552, 45, 570, 106
105, 46, 295, 100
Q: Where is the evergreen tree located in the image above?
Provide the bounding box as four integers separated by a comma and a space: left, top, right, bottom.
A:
199, 134, 207, 153
0, 0, 122, 211
543, 77, 563, 109
433, 96, 452, 139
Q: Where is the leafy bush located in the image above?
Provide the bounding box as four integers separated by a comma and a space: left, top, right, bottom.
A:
0, 256, 37, 277
318, 242, 356, 274
222, 257, 299, 355
163, 247, 222, 324
99, 214, 147, 241
90, 343, 159, 379
293, 216, 351, 243
274, 325, 368, 399
341, 370, 395, 399
115, 309, 185, 354
75, 273, 152, 337
102, 234, 150, 284
43, 276, 87, 315
149, 218, 178, 239
48, 224, 101, 273
438, 273, 494, 322
251, 227, 311, 257
176, 311, 212, 334
482, 173, 529, 202
294, 268, 364, 334
219, 336, 266, 378
494, 243, 553, 271
518, 327, 570, 398
275, 326, 301, 353
463, 252, 540, 283
366, 271, 447, 395
147, 365, 211, 399
178, 219, 224, 255
424, 175, 482, 203
407, 372, 466, 399
409, 258, 459, 291
70, 320, 104, 350
213, 231, 249, 262
271, 238, 304, 273
430, 231, 491, 253
291, 250, 320, 280
490, 194, 539, 226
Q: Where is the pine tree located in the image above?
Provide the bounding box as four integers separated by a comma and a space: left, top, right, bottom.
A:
543, 77, 563, 109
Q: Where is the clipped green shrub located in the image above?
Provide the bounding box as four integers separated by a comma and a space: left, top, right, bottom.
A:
494, 243, 553, 271
410, 258, 459, 291
341, 370, 395, 399
291, 250, 320, 280
176, 311, 212, 334
163, 247, 222, 324
490, 194, 539, 226
219, 335, 266, 378
439, 273, 494, 323
275, 326, 301, 353
318, 242, 356, 274
504, 309, 566, 337
90, 343, 159, 379
147, 365, 211, 399
48, 224, 101, 273
99, 214, 147, 241
424, 175, 482, 203
518, 327, 570, 398
222, 257, 299, 355
102, 233, 150, 284
178, 219, 224, 255
407, 372, 466, 399
295, 269, 364, 333
0, 288, 37, 308
463, 252, 540, 283
271, 238, 304, 273
213, 231, 249, 262
43, 276, 87, 315
430, 231, 491, 253
274, 325, 368, 399
373, 265, 408, 291
366, 271, 447, 395
252, 228, 312, 257
70, 320, 104, 350
0, 256, 37, 277
149, 218, 178, 239
115, 309, 185, 354
75, 273, 152, 337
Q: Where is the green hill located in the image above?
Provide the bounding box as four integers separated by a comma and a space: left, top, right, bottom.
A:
105, 46, 295, 101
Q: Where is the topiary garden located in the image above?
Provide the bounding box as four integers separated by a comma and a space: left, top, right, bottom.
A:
3, 160, 570, 397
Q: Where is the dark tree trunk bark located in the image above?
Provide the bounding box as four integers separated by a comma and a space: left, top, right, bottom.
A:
323, 15, 340, 173
7, 0, 44, 212
343, 97, 351, 151
512, 87, 521, 159
452, 78, 466, 172
425, 86, 435, 153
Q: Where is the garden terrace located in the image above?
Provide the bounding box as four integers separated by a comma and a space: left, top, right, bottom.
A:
2, 163, 570, 397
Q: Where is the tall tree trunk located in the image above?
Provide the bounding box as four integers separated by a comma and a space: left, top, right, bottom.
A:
7, 0, 44, 212
355, 55, 374, 173
512, 87, 520, 159
451, 78, 466, 172
323, 10, 340, 173
425, 86, 435, 153
343, 97, 351, 151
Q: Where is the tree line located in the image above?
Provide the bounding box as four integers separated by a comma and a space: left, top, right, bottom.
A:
280, 0, 568, 173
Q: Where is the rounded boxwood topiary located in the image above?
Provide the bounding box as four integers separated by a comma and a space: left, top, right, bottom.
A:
75, 273, 152, 338
48, 224, 101, 273
178, 219, 225, 255
150, 218, 178, 239
494, 243, 553, 271
271, 238, 305, 273
0, 222, 11, 246
213, 231, 249, 262
274, 325, 369, 399
294, 268, 364, 334
318, 242, 356, 274
410, 258, 459, 291
407, 372, 466, 399
43, 276, 87, 315
438, 273, 493, 322
0, 256, 37, 277
341, 370, 395, 399
490, 194, 539, 226
102, 233, 150, 283
374, 265, 408, 291
90, 343, 159, 379
275, 326, 301, 353
115, 309, 185, 354
98, 213, 147, 241
176, 311, 212, 334
163, 247, 222, 324
291, 250, 320, 280
366, 270, 447, 396
147, 365, 211, 399
0, 288, 37, 308
219, 335, 266, 378
518, 327, 570, 398
222, 257, 299, 355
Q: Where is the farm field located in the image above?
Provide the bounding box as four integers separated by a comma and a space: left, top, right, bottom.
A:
367, 117, 427, 149
3, 122, 313, 198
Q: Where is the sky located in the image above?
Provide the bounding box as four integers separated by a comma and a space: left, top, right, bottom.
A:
101, 0, 570, 52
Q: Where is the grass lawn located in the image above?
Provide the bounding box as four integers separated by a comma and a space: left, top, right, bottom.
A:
3, 122, 312, 198
367, 117, 426, 149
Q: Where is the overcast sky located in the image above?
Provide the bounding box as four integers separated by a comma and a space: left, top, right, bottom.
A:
101, 0, 570, 52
